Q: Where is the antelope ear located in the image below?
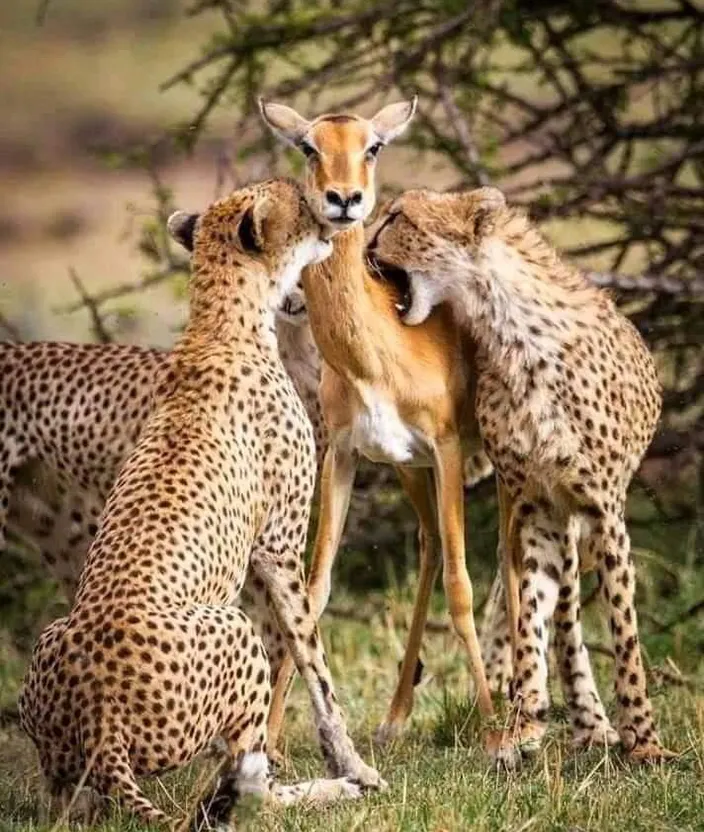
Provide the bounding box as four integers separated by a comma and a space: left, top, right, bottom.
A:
370, 96, 418, 144
167, 211, 199, 252
462, 186, 506, 238
259, 99, 311, 147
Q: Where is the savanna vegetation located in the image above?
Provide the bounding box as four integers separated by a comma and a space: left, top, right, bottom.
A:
0, 1, 702, 830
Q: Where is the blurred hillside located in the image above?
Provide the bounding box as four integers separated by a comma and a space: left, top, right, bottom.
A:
0, 0, 459, 346
0, 0, 237, 344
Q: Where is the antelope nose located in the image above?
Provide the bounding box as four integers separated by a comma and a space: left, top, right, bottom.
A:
325, 189, 364, 210
325, 189, 345, 208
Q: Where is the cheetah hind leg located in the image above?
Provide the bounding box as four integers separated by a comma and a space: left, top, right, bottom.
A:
478, 569, 513, 698
45, 782, 103, 826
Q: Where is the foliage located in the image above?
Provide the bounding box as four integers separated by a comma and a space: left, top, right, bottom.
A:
59, 0, 703, 559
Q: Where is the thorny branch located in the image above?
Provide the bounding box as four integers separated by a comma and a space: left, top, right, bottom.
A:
52, 0, 704, 549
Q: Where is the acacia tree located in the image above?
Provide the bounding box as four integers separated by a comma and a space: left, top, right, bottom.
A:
155, 1, 701, 426
61, 0, 703, 572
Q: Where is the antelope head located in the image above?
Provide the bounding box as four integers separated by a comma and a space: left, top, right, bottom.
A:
259, 96, 417, 229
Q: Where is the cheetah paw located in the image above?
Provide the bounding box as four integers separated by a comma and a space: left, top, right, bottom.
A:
572, 723, 619, 750
347, 760, 388, 792
515, 720, 545, 758
627, 742, 677, 764
271, 776, 363, 806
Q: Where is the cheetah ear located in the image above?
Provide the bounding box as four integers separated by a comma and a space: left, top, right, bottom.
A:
167, 211, 199, 252
259, 99, 311, 148
238, 206, 262, 253
461, 186, 506, 239
238, 197, 278, 254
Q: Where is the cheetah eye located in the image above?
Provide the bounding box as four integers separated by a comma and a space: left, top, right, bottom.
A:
299, 141, 319, 161
365, 142, 383, 162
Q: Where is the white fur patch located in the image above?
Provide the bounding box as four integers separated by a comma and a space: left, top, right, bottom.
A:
341, 386, 431, 466
405, 272, 442, 325
238, 751, 269, 794
322, 200, 365, 223
272, 237, 331, 313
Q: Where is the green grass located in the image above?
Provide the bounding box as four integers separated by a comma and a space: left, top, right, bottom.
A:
1, 577, 702, 832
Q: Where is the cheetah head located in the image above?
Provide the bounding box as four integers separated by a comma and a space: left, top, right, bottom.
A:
259, 97, 417, 229
366, 187, 506, 325
167, 178, 335, 314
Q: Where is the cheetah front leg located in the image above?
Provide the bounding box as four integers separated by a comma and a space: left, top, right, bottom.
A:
266, 445, 358, 756
477, 480, 517, 698
251, 544, 385, 791
0, 446, 22, 552
591, 513, 674, 762
504, 499, 563, 759
478, 572, 513, 697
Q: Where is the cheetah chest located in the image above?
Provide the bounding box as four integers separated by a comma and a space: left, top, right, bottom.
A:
477, 372, 579, 476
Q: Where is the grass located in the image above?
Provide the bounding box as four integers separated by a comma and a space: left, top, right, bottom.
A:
1, 575, 702, 832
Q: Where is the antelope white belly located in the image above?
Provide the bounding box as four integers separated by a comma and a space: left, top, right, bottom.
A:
341, 391, 432, 466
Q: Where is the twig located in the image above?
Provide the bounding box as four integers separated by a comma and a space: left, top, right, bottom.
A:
67, 269, 113, 344
584, 642, 614, 659
59, 265, 185, 315
653, 598, 704, 634
35, 0, 52, 26
437, 80, 491, 186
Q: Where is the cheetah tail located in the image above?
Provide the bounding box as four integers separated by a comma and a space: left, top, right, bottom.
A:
464, 450, 494, 490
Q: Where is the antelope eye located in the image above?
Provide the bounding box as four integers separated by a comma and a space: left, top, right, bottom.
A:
366, 142, 383, 161
299, 141, 319, 160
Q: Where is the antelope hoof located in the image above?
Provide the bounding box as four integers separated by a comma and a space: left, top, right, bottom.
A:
485, 729, 521, 771
374, 720, 404, 748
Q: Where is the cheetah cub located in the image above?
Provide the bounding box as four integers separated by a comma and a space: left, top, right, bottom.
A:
19, 178, 379, 827
368, 187, 673, 763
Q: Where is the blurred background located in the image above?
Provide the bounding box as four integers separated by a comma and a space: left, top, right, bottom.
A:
0, 0, 702, 688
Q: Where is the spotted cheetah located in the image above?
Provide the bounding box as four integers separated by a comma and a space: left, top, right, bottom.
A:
0, 296, 323, 598
18, 178, 382, 826
368, 186, 674, 762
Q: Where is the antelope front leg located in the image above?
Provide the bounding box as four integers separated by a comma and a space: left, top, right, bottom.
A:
266, 445, 358, 757
375, 467, 440, 745
433, 438, 505, 759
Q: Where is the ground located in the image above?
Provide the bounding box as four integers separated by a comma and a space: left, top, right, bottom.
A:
1, 566, 702, 832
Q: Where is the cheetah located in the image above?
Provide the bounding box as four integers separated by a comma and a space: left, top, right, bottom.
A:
368, 185, 674, 762
0, 294, 324, 603
0, 299, 334, 731
18, 178, 382, 827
